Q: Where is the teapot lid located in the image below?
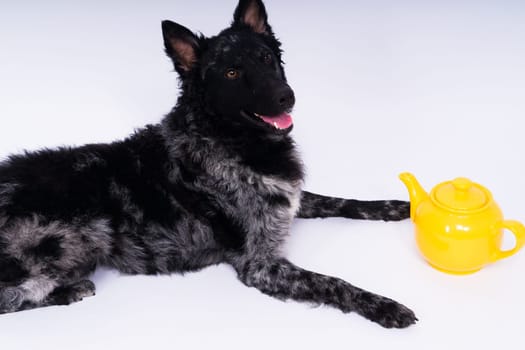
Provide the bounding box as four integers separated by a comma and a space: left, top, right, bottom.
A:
432, 177, 491, 212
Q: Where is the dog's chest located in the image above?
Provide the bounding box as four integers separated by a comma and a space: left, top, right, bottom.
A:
169, 133, 303, 252
200, 153, 302, 250
208, 157, 301, 217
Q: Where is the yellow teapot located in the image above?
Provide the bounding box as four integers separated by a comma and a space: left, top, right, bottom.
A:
399, 172, 525, 274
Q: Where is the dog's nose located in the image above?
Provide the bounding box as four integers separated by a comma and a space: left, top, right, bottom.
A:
276, 87, 295, 110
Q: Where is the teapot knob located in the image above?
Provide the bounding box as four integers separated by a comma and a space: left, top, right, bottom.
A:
452, 177, 473, 192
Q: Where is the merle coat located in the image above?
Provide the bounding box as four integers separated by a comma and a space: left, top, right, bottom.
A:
0, 0, 417, 328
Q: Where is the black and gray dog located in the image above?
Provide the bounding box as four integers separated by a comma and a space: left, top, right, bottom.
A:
0, 0, 417, 328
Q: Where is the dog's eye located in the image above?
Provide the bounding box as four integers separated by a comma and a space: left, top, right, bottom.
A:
224, 69, 240, 80
263, 53, 273, 65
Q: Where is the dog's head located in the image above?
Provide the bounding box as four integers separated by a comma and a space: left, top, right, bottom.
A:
162, 0, 295, 135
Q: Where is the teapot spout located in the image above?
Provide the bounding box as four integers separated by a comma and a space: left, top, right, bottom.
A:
399, 172, 429, 221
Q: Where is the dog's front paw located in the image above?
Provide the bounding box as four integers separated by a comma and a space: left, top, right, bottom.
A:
355, 292, 418, 328
371, 298, 417, 328
382, 200, 411, 221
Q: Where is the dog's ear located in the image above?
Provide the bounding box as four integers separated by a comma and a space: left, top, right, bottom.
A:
232, 0, 273, 35
162, 20, 201, 74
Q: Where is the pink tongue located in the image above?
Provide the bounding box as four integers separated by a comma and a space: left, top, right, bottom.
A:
259, 113, 293, 129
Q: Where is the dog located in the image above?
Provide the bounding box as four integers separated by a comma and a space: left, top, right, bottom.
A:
0, 0, 417, 328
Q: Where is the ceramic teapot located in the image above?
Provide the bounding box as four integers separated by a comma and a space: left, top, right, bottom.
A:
399, 172, 525, 274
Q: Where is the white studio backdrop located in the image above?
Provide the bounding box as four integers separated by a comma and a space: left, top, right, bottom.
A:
0, 1, 524, 349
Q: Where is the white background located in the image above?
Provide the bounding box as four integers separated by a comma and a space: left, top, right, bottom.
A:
1, 0, 525, 349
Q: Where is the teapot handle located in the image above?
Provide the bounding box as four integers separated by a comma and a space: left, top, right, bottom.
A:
493, 220, 525, 261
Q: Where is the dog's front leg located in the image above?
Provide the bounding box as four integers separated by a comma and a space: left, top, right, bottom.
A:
232, 256, 417, 328
297, 191, 410, 221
